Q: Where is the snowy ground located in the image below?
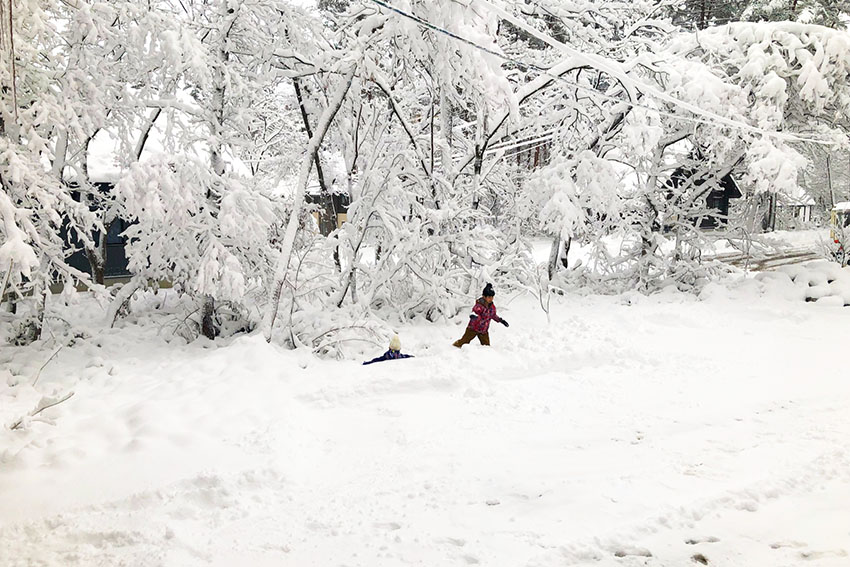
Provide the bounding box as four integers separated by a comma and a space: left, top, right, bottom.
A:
2, 258, 850, 566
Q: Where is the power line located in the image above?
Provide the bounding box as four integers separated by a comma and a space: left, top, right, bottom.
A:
477, 0, 827, 141
367, 0, 831, 146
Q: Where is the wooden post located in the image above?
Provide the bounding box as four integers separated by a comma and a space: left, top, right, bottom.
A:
764, 192, 777, 232
827, 153, 834, 207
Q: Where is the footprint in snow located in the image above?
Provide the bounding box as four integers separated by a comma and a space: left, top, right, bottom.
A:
735, 500, 759, 512
613, 546, 652, 558
770, 541, 806, 549
435, 537, 466, 547
686, 536, 720, 545
799, 549, 849, 560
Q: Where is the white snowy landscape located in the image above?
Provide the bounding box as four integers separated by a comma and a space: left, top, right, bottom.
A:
2, 234, 850, 566
3, 0, 850, 565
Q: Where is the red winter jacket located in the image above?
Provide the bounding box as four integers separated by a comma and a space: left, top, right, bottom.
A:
467, 297, 502, 334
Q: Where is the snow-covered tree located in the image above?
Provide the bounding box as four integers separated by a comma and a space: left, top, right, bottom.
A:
485, 0, 676, 283
601, 20, 850, 288
0, 0, 112, 338
116, 156, 277, 306
527, 152, 622, 279
266, 0, 536, 340
742, 0, 850, 28
111, 0, 320, 339
669, 0, 850, 30
9, 0, 850, 350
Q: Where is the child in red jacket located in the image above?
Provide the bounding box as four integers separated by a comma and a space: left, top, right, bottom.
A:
452, 283, 508, 348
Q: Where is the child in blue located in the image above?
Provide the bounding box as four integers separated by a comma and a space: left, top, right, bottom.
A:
363, 335, 414, 365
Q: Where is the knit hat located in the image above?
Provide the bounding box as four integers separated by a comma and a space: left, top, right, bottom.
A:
389, 334, 401, 351
482, 283, 495, 297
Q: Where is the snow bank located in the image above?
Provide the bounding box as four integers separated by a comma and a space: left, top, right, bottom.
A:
701, 259, 850, 306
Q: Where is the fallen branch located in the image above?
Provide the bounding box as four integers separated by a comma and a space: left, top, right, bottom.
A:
108, 279, 142, 328
9, 391, 75, 431
31, 346, 63, 387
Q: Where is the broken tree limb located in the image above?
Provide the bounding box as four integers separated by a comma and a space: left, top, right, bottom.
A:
265, 65, 358, 343
31, 346, 63, 387
9, 391, 75, 431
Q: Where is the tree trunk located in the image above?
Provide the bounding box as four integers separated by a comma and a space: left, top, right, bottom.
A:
82, 135, 112, 285
294, 77, 336, 236
767, 192, 777, 232
30, 287, 47, 342
547, 235, 572, 280
199, 25, 232, 341
266, 66, 357, 342
439, 90, 453, 178
471, 110, 487, 210
639, 194, 662, 286
201, 295, 216, 340
85, 247, 105, 285
349, 266, 358, 305
471, 145, 483, 210
1, 0, 18, 132
547, 236, 560, 280
51, 128, 68, 178
827, 153, 834, 207
135, 108, 161, 161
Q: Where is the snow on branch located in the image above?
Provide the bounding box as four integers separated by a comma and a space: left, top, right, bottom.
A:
8, 391, 75, 432
474, 0, 829, 144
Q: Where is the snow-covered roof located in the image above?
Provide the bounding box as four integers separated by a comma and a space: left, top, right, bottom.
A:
833, 201, 850, 211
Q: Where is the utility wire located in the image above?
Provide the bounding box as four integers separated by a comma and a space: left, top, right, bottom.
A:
476, 0, 831, 142
367, 0, 831, 146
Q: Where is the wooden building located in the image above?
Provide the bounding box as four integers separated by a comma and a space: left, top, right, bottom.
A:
305, 191, 350, 232
64, 182, 132, 281
668, 168, 743, 229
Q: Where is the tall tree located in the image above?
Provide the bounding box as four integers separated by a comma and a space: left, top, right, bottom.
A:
0, 0, 105, 336
115, 0, 316, 339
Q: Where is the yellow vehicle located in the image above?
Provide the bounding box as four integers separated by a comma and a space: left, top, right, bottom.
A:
830, 203, 850, 265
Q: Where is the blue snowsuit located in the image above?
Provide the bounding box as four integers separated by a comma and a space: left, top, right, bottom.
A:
363, 349, 413, 365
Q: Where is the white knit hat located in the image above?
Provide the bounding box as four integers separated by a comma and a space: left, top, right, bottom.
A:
389, 334, 401, 351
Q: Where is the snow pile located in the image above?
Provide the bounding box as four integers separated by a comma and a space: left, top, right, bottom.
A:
776, 261, 850, 305
701, 259, 850, 306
